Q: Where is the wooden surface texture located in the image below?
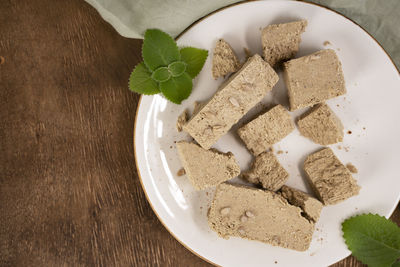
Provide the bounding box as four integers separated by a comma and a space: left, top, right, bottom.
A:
0, 0, 398, 266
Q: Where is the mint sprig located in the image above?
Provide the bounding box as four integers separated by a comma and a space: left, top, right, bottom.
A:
342, 213, 400, 267
129, 29, 208, 104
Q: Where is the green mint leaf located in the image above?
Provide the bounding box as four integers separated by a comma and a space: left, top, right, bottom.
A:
128, 29, 207, 104
342, 214, 400, 267
180, 47, 208, 78
160, 72, 192, 104
142, 29, 180, 71
129, 62, 160, 95
152, 66, 171, 82
168, 61, 186, 77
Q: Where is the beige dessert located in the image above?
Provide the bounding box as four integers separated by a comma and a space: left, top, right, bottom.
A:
284, 49, 346, 111
176, 141, 240, 190
262, 20, 308, 66
212, 39, 241, 79
192, 101, 204, 117
243, 47, 253, 60
242, 151, 288, 191
280, 185, 323, 223
297, 103, 344, 145
183, 54, 279, 149
176, 109, 188, 132
208, 183, 315, 251
304, 147, 360, 205
346, 163, 358, 173
237, 105, 294, 155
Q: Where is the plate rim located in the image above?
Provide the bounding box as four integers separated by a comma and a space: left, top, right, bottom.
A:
133, 1, 400, 266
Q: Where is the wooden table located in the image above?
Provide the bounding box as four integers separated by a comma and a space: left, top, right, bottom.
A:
1, 0, 398, 266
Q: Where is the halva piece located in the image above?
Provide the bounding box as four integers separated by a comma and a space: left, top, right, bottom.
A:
192, 101, 204, 117
304, 147, 360, 205
262, 20, 308, 66
280, 185, 323, 223
242, 151, 288, 191
212, 39, 241, 79
176, 141, 240, 190
176, 109, 188, 132
297, 103, 344, 145
183, 54, 279, 149
346, 163, 358, 174
237, 105, 294, 155
284, 49, 346, 111
208, 183, 315, 251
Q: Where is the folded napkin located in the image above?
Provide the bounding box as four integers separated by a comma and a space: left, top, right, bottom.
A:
85, 0, 399, 67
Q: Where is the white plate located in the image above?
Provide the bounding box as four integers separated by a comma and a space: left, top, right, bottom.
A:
134, 1, 400, 266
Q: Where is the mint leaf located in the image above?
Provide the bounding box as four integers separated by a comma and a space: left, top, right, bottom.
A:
128, 29, 208, 104
342, 214, 400, 267
180, 47, 208, 78
160, 72, 192, 104
142, 29, 180, 71
168, 61, 186, 77
152, 67, 171, 82
129, 62, 159, 95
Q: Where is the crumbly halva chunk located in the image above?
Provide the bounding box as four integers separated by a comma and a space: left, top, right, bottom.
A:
284, 49, 346, 111
262, 20, 307, 66
297, 103, 344, 145
176, 141, 240, 190
237, 105, 294, 155
183, 54, 279, 149
279, 185, 323, 223
242, 151, 288, 191
176, 109, 189, 132
243, 47, 253, 60
346, 163, 358, 174
304, 147, 360, 205
212, 39, 241, 79
192, 101, 204, 118
208, 183, 315, 251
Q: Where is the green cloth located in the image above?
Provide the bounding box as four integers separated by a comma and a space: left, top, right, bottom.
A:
84, 0, 240, 38
309, 0, 399, 68
85, 0, 399, 68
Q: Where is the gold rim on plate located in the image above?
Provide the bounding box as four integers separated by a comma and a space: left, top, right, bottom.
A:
133, 1, 399, 266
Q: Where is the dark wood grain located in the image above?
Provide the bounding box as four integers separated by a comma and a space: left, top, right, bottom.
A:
0, 0, 398, 266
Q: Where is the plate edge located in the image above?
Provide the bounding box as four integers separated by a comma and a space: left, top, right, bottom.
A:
133, 1, 400, 266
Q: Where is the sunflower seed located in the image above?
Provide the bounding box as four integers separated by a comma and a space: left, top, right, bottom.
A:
212, 124, 225, 131
220, 207, 231, 215
229, 97, 240, 107
311, 55, 321, 60
202, 111, 216, 117
245, 211, 255, 218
